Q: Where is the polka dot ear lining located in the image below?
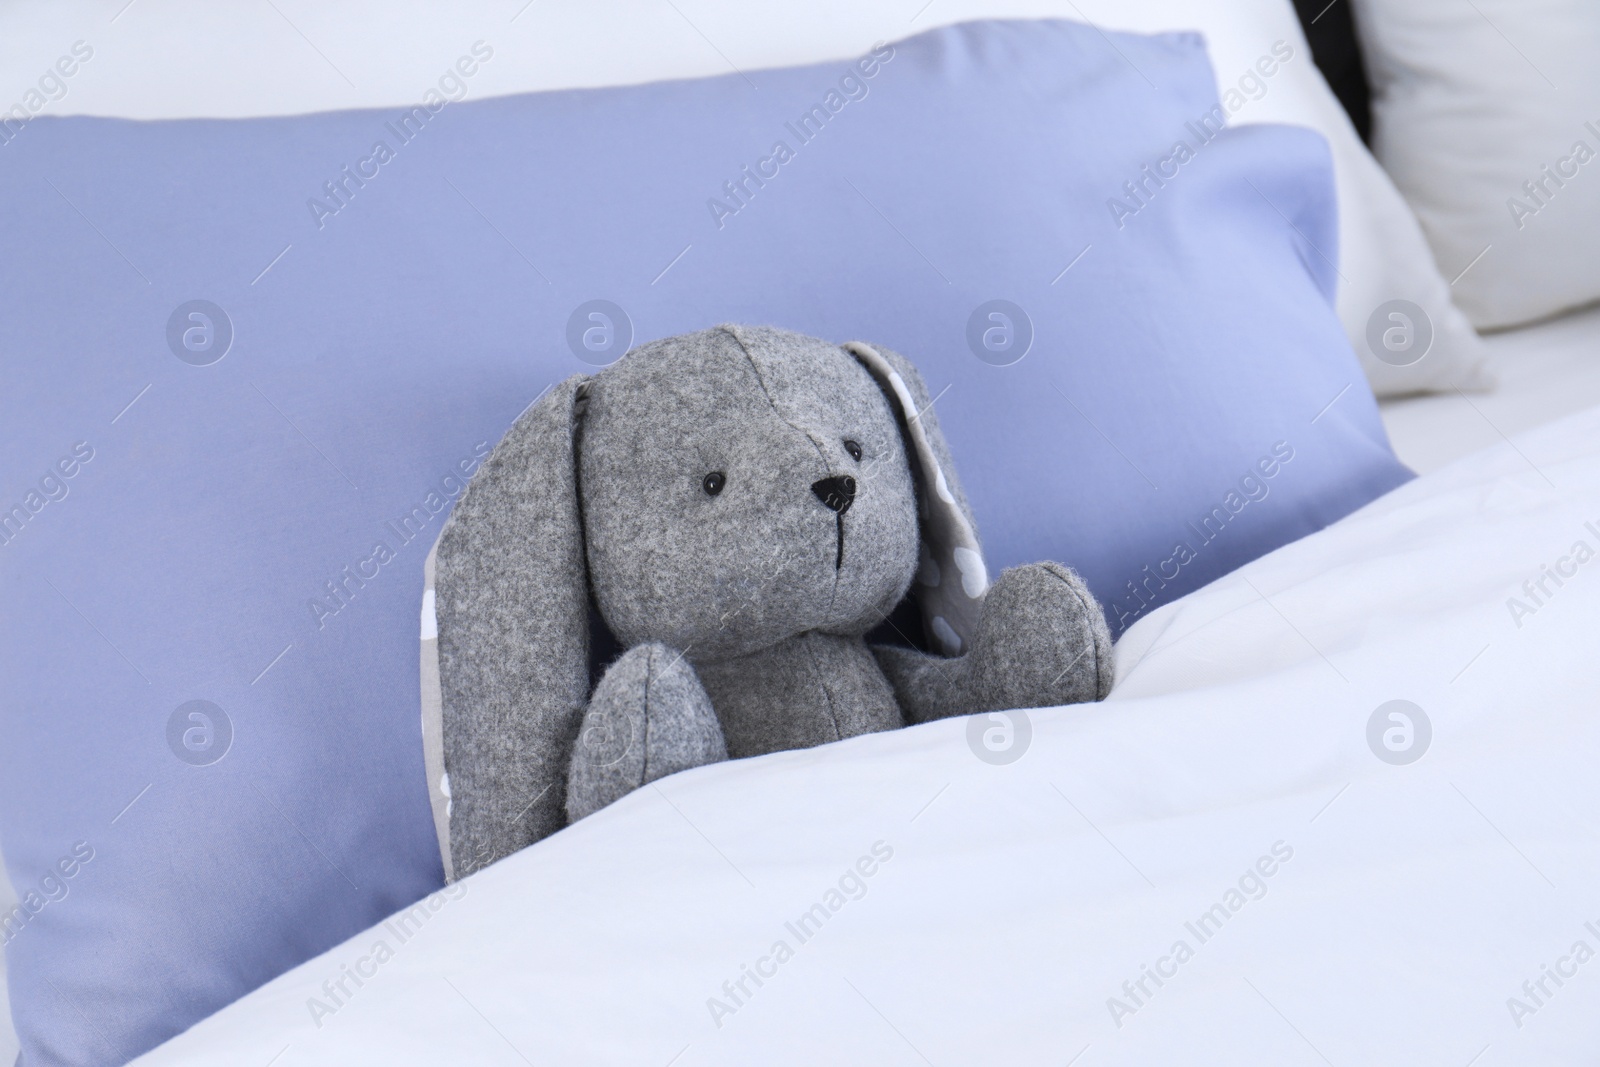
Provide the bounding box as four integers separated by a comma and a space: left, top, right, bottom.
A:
843, 341, 988, 657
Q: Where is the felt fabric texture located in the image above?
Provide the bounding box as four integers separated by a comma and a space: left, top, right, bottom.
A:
565, 643, 728, 822
434, 325, 1111, 875
434, 376, 594, 880
579, 325, 920, 659
874, 561, 1114, 724
695, 631, 904, 758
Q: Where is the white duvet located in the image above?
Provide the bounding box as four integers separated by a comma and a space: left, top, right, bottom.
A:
138, 405, 1600, 1066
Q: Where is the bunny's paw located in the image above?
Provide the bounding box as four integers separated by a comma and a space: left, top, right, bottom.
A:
966, 562, 1114, 709
566, 643, 728, 823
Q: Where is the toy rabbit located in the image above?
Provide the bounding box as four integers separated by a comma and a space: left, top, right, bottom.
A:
430, 325, 1111, 878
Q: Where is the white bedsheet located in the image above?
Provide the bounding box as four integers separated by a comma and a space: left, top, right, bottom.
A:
135, 403, 1600, 1065
1381, 302, 1600, 474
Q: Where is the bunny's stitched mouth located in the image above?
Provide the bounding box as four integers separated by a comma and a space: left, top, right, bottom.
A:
810, 474, 856, 572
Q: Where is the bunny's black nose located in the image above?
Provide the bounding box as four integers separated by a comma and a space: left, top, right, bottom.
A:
812, 476, 856, 515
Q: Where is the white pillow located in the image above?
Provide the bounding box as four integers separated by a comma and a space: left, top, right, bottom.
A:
0, 0, 1488, 395
1350, 0, 1600, 330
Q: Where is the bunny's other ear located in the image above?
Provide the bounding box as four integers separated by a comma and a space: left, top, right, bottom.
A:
433, 375, 593, 880
844, 341, 988, 658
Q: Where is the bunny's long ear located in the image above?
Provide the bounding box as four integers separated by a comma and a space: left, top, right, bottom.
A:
844, 342, 988, 658
431, 375, 593, 880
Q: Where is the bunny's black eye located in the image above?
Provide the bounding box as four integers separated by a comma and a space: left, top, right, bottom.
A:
702, 472, 726, 496
843, 439, 863, 462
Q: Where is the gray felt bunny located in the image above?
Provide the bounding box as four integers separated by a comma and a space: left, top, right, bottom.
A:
427, 325, 1111, 879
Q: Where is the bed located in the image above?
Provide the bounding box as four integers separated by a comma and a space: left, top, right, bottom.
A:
1382, 304, 1600, 473
125, 327, 1600, 1063
3, 2, 1598, 1065
5, 299, 1593, 1066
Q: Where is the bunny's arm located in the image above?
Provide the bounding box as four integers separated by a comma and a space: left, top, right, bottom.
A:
872, 562, 1114, 725
566, 643, 728, 822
